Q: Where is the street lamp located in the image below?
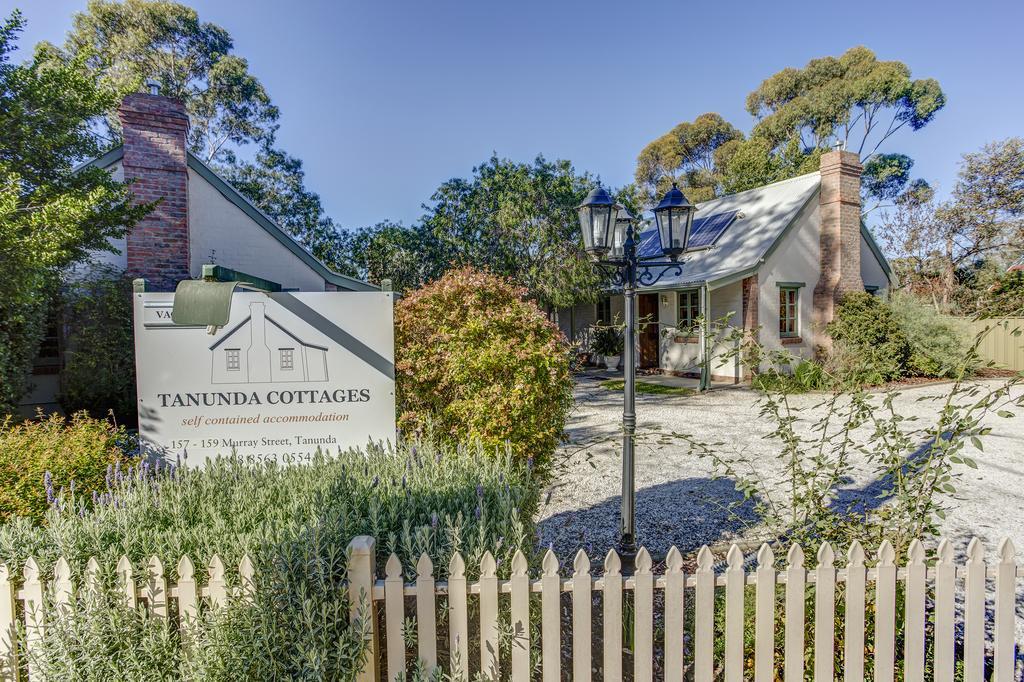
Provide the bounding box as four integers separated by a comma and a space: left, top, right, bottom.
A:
578, 182, 696, 568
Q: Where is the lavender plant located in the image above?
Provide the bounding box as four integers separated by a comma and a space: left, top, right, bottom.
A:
2, 437, 539, 680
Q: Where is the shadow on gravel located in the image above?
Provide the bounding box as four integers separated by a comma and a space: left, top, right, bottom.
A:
536, 477, 758, 564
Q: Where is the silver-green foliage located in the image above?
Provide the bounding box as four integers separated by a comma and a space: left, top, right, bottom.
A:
731, 331, 1017, 556
1, 439, 538, 680
889, 292, 974, 378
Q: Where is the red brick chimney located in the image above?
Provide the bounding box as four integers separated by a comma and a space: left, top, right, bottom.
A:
813, 149, 863, 337
117, 91, 191, 291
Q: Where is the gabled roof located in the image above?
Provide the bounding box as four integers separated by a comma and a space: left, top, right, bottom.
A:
634, 172, 822, 289
81, 146, 377, 292
631, 172, 893, 290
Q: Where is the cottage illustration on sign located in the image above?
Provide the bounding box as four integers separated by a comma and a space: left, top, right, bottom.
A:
209, 302, 328, 384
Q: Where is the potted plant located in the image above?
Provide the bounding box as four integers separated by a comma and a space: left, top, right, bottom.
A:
591, 322, 624, 371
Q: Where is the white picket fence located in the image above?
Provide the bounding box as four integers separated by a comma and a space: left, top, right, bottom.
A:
345, 536, 1023, 682
0, 553, 253, 680
0, 537, 1019, 681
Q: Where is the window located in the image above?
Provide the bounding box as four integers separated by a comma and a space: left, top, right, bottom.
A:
779, 288, 799, 337
225, 349, 240, 371
677, 289, 701, 331
596, 296, 612, 324
280, 348, 294, 371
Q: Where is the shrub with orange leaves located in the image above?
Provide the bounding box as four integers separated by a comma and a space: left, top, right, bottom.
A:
394, 267, 573, 468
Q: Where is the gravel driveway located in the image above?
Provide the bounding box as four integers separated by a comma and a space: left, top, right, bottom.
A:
538, 374, 1024, 564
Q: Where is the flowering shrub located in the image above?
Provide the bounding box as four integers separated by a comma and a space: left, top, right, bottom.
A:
0, 412, 132, 522
394, 267, 574, 468
1, 438, 537, 679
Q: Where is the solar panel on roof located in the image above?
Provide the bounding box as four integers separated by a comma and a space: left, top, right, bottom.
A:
687, 210, 739, 250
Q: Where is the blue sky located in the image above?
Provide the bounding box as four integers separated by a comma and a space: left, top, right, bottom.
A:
9, 0, 1024, 230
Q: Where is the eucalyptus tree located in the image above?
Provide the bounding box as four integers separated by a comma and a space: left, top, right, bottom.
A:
730, 46, 945, 200
634, 112, 743, 205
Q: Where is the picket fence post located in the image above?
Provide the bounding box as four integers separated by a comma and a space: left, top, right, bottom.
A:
0, 534, 1020, 682
347, 536, 380, 682
0, 565, 17, 681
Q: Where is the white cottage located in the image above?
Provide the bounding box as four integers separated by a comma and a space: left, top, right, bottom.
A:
557, 150, 893, 382
20, 90, 374, 413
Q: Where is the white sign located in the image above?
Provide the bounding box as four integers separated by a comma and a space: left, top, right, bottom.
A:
133, 291, 396, 464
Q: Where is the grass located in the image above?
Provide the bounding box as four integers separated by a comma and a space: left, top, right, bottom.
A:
599, 379, 695, 396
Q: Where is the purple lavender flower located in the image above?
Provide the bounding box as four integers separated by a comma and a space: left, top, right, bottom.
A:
476, 484, 484, 498
105, 464, 113, 489
92, 490, 99, 505
114, 460, 122, 482
475, 505, 482, 520
44, 471, 54, 505
431, 512, 439, 529
526, 456, 534, 471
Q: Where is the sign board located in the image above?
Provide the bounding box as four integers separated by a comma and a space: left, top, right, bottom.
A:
133, 291, 396, 464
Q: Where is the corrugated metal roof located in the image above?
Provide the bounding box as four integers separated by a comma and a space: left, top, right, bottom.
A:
634, 172, 821, 289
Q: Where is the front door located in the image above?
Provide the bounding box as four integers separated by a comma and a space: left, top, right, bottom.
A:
638, 293, 660, 368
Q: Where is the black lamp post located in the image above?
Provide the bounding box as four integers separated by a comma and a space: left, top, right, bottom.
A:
577, 182, 696, 568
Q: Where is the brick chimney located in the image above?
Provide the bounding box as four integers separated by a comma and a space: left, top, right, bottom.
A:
117, 91, 191, 291
812, 149, 863, 338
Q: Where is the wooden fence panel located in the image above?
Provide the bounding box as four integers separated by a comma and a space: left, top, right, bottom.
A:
415, 554, 437, 672
694, 546, 715, 682
479, 552, 499, 680
664, 547, 685, 682
510, 551, 530, 682
540, 550, 560, 682
447, 553, 469, 682
783, 545, 805, 682
724, 545, 745, 682
814, 543, 836, 682
572, 550, 592, 682
116, 556, 136, 610
634, 548, 654, 682
964, 539, 986, 682
384, 554, 405, 682
21, 559, 42, 678
0, 565, 16, 682
933, 539, 956, 682
754, 544, 775, 682
602, 551, 622, 682
176, 555, 198, 625
844, 541, 866, 682
0, 535, 1020, 682
874, 541, 897, 682
904, 540, 926, 682
994, 539, 1017, 682
145, 556, 167, 620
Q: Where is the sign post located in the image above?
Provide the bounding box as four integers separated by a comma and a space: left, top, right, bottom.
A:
133, 290, 396, 464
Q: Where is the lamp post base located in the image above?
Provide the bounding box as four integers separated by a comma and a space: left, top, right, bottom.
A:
617, 534, 637, 575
